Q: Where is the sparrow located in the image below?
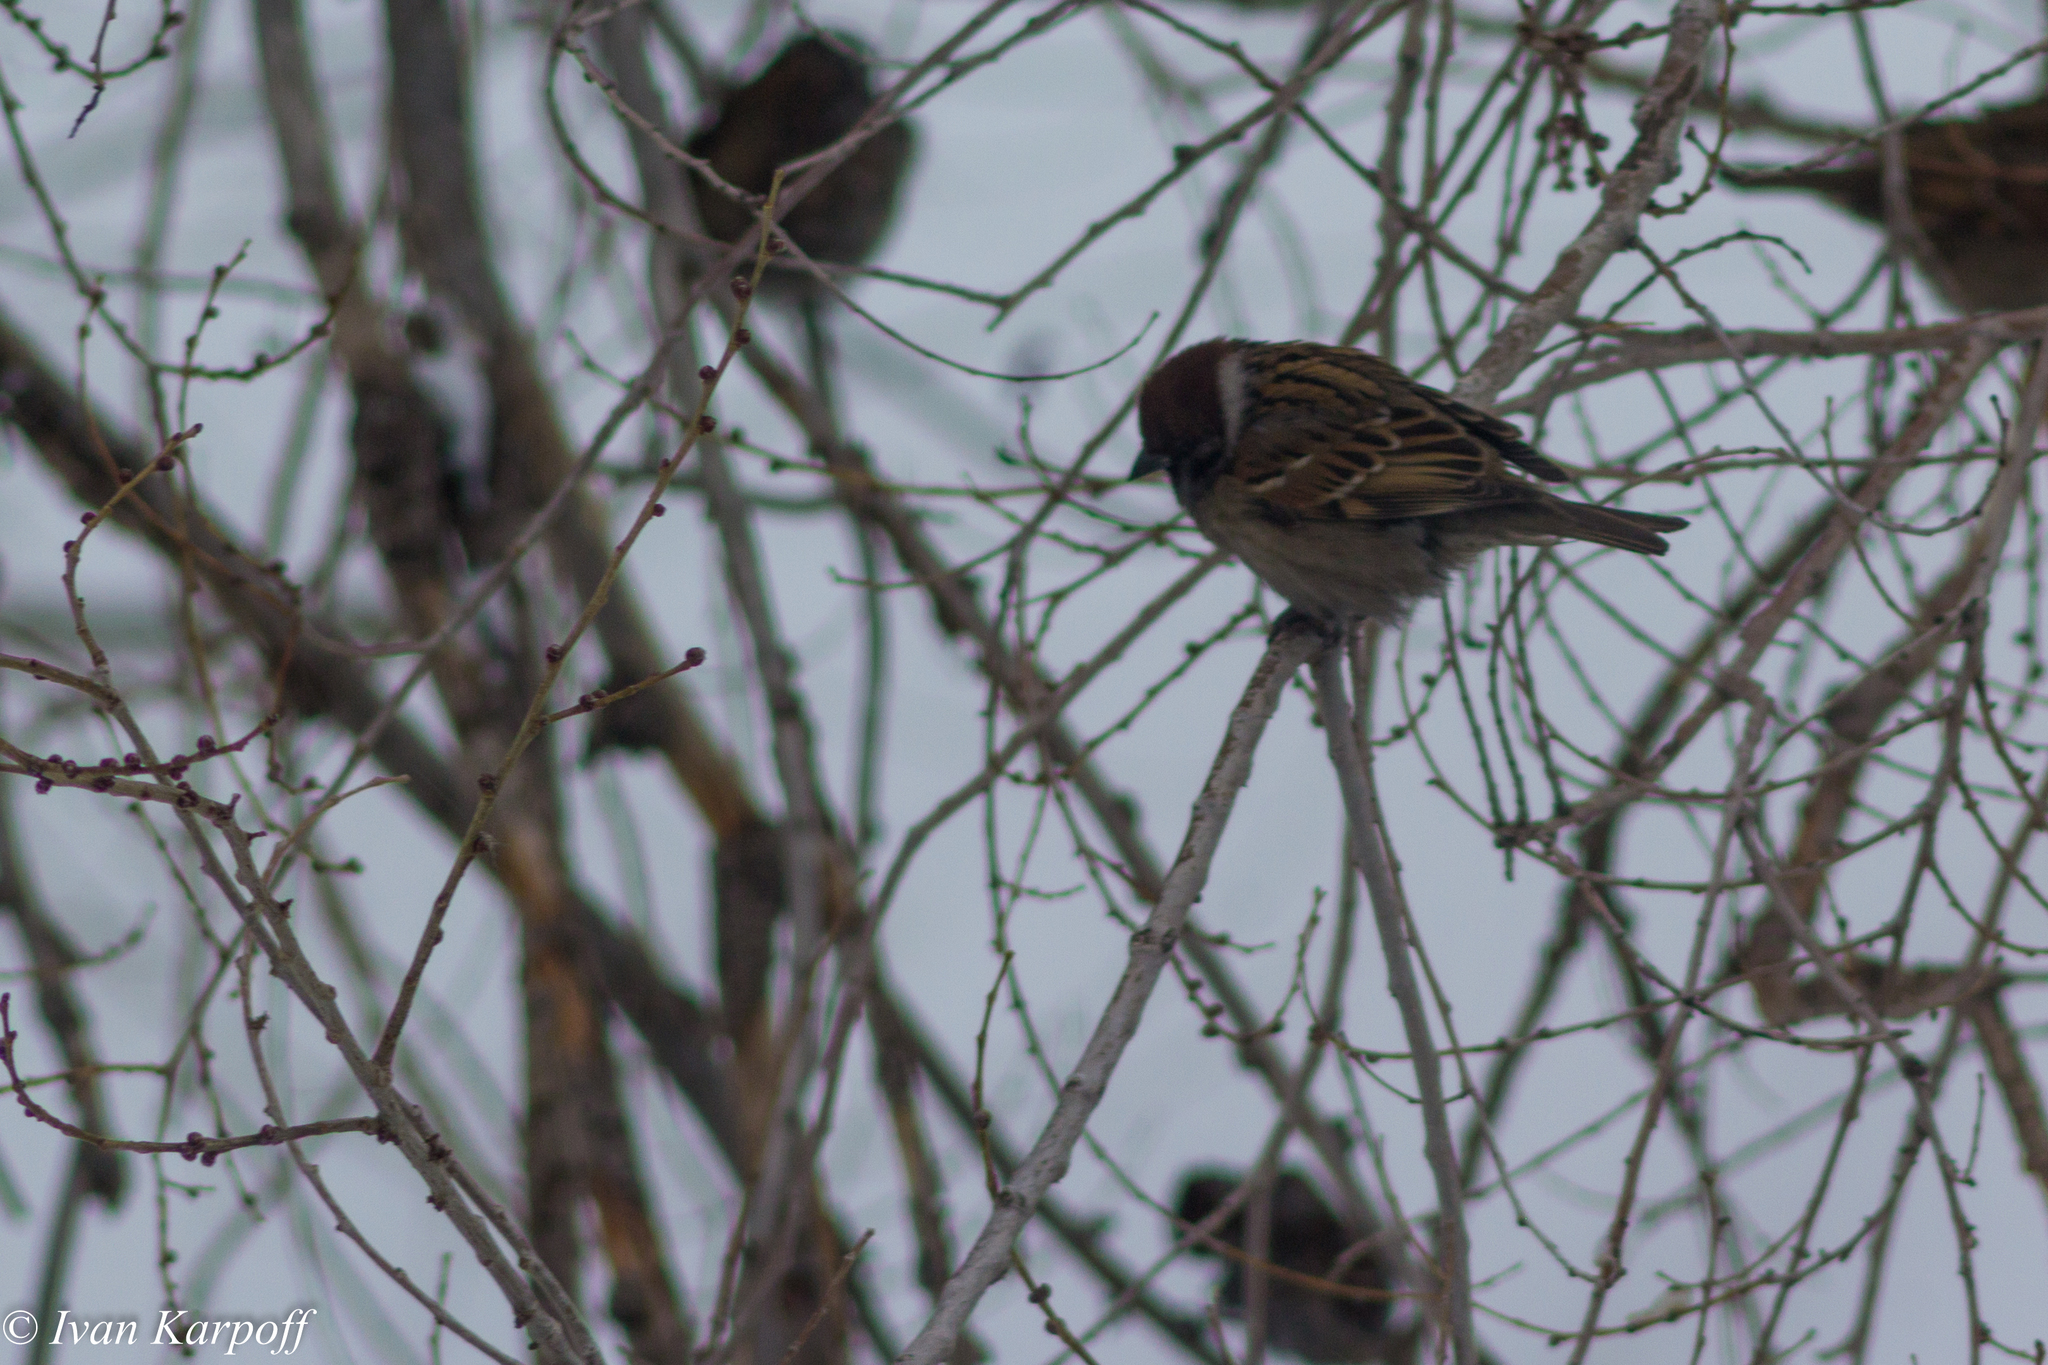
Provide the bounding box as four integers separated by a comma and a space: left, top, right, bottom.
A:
686, 33, 915, 295
1724, 97, 2048, 314
1174, 1168, 1393, 1363
1132, 339, 1687, 626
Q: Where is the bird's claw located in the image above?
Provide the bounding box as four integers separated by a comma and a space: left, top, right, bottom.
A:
1268, 607, 1344, 650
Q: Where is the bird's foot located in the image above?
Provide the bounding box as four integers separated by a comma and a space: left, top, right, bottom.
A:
1268, 607, 1345, 650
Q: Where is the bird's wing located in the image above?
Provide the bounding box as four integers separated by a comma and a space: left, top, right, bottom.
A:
1432, 389, 1569, 482
1229, 344, 1556, 521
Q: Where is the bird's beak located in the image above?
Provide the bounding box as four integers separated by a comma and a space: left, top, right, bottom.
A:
1129, 446, 1165, 480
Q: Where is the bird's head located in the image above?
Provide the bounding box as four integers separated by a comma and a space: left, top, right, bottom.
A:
1132, 338, 1240, 498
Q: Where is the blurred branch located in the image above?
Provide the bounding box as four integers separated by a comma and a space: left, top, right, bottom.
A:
1963, 989, 2048, 1212
0, 306, 469, 828
0, 762, 125, 1365
131, 0, 213, 433
370, 1, 698, 1352
590, 14, 862, 1362
0, 769, 124, 1204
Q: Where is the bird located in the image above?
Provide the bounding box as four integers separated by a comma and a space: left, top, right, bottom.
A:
1174, 1167, 1394, 1363
1130, 339, 1687, 626
1723, 96, 2048, 314
684, 33, 915, 296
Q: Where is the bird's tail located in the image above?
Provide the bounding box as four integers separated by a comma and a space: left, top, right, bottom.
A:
1527, 499, 1690, 555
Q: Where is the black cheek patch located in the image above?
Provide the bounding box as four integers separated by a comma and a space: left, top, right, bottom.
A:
1171, 437, 1229, 502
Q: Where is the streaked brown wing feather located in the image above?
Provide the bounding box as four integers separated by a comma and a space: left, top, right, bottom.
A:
1433, 392, 1569, 481
1230, 343, 1546, 521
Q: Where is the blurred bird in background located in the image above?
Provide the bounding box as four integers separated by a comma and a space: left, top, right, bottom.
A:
1174, 1168, 1396, 1363
1725, 96, 2048, 314
687, 33, 915, 284
685, 32, 915, 397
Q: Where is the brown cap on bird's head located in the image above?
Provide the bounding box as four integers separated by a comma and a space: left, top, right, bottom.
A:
1132, 338, 1233, 481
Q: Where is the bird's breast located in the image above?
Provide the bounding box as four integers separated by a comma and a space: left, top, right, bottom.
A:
1192, 481, 1448, 624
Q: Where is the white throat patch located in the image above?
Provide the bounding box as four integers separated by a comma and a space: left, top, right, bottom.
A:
1216, 347, 1248, 456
